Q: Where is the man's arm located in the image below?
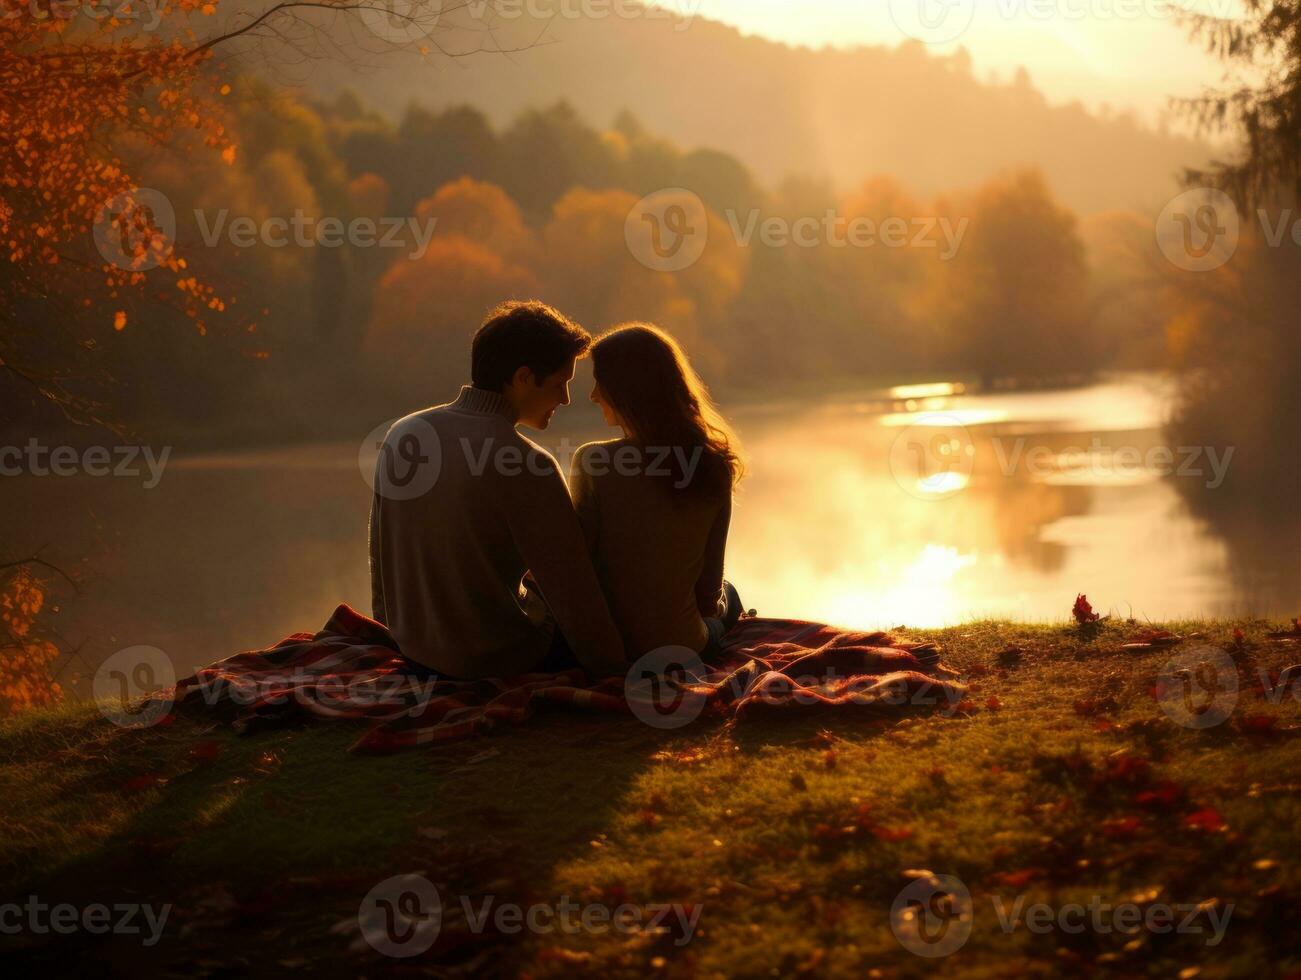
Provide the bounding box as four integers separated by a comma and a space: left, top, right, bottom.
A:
368, 493, 388, 625
695, 496, 732, 618
501, 449, 626, 677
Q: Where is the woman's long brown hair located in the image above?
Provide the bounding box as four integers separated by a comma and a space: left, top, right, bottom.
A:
590, 323, 743, 498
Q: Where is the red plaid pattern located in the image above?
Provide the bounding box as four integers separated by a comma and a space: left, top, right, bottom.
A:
173, 604, 967, 753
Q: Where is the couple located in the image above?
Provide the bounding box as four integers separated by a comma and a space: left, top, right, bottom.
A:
368, 300, 745, 681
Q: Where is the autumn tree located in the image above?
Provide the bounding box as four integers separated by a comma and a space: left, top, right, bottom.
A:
1166, 0, 1301, 514
365, 237, 540, 408
937, 170, 1094, 386
1, 2, 234, 428
414, 176, 537, 264
1175, 0, 1301, 205
0, 561, 66, 716
1, 0, 515, 430
538, 187, 747, 380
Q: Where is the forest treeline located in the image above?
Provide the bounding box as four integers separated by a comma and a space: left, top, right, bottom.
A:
4, 77, 1203, 447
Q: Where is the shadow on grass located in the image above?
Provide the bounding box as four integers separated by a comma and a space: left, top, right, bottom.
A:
0, 705, 678, 974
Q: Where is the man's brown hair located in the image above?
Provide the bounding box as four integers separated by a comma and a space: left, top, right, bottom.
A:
471, 300, 590, 392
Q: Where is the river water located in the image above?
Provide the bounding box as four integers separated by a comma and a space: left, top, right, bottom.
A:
3, 372, 1294, 690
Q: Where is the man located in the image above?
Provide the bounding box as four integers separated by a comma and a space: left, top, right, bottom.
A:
368, 300, 627, 679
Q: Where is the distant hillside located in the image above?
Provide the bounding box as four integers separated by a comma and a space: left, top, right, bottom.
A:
260, 2, 1213, 215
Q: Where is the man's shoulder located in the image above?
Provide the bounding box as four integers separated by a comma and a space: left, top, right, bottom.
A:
513, 431, 562, 476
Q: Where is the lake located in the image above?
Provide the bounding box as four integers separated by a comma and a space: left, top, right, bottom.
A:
3, 372, 1295, 692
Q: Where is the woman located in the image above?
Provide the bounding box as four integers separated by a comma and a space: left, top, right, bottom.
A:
568, 323, 744, 660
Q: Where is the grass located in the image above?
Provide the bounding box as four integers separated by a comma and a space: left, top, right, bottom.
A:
2, 618, 1300, 977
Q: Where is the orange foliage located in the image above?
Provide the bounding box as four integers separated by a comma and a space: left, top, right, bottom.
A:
414, 177, 536, 263
347, 172, 391, 218
0, 568, 63, 716
1, 1, 233, 415
366, 236, 540, 398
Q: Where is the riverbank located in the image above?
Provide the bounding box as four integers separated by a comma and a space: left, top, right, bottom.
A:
2, 617, 1299, 977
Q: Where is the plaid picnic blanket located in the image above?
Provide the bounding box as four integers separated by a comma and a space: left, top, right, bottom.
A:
174, 603, 967, 753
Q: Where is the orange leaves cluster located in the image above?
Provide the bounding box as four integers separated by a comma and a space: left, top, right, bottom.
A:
0, 568, 63, 716
1, 2, 232, 334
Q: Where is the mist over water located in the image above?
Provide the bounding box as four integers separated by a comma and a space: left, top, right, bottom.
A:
3, 372, 1292, 695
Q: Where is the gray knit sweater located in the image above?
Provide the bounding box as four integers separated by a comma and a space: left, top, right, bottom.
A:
368, 386, 627, 679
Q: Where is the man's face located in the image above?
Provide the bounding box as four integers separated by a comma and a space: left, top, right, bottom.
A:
514, 357, 576, 429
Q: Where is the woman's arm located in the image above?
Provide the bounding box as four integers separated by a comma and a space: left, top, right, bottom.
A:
695, 495, 732, 618
568, 445, 601, 553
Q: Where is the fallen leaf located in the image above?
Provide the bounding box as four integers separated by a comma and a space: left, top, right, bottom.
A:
1184, 807, 1227, 832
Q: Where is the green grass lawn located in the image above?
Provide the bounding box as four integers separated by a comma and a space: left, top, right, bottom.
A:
3, 619, 1300, 978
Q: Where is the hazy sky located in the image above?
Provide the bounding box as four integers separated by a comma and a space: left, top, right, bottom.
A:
682, 0, 1239, 124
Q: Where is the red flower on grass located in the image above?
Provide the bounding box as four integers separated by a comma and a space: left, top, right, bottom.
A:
1073, 594, 1101, 624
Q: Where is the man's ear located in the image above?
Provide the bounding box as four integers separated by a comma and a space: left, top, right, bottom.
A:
510, 365, 536, 389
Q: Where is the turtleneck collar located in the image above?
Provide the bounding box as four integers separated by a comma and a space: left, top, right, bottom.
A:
450, 385, 518, 423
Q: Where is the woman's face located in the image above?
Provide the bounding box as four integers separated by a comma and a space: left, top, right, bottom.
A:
589, 381, 622, 430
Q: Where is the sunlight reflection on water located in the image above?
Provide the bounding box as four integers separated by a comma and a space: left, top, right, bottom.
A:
2, 372, 1295, 686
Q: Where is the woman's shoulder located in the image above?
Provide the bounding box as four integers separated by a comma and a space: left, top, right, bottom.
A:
573, 438, 630, 464
570, 438, 628, 482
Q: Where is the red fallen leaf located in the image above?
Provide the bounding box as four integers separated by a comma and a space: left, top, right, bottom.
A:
1232, 628, 1246, 646
1100, 815, 1143, 838
952, 698, 977, 713
824, 749, 838, 769
1096, 753, 1150, 786
991, 868, 1038, 888
190, 741, 221, 765
1184, 807, 1227, 832
1073, 593, 1101, 624
987, 764, 1005, 774
123, 774, 164, 794
812, 823, 850, 842
1236, 715, 1278, 736
870, 825, 913, 841
1135, 780, 1185, 808
986, 696, 1003, 710
1094, 719, 1115, 732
